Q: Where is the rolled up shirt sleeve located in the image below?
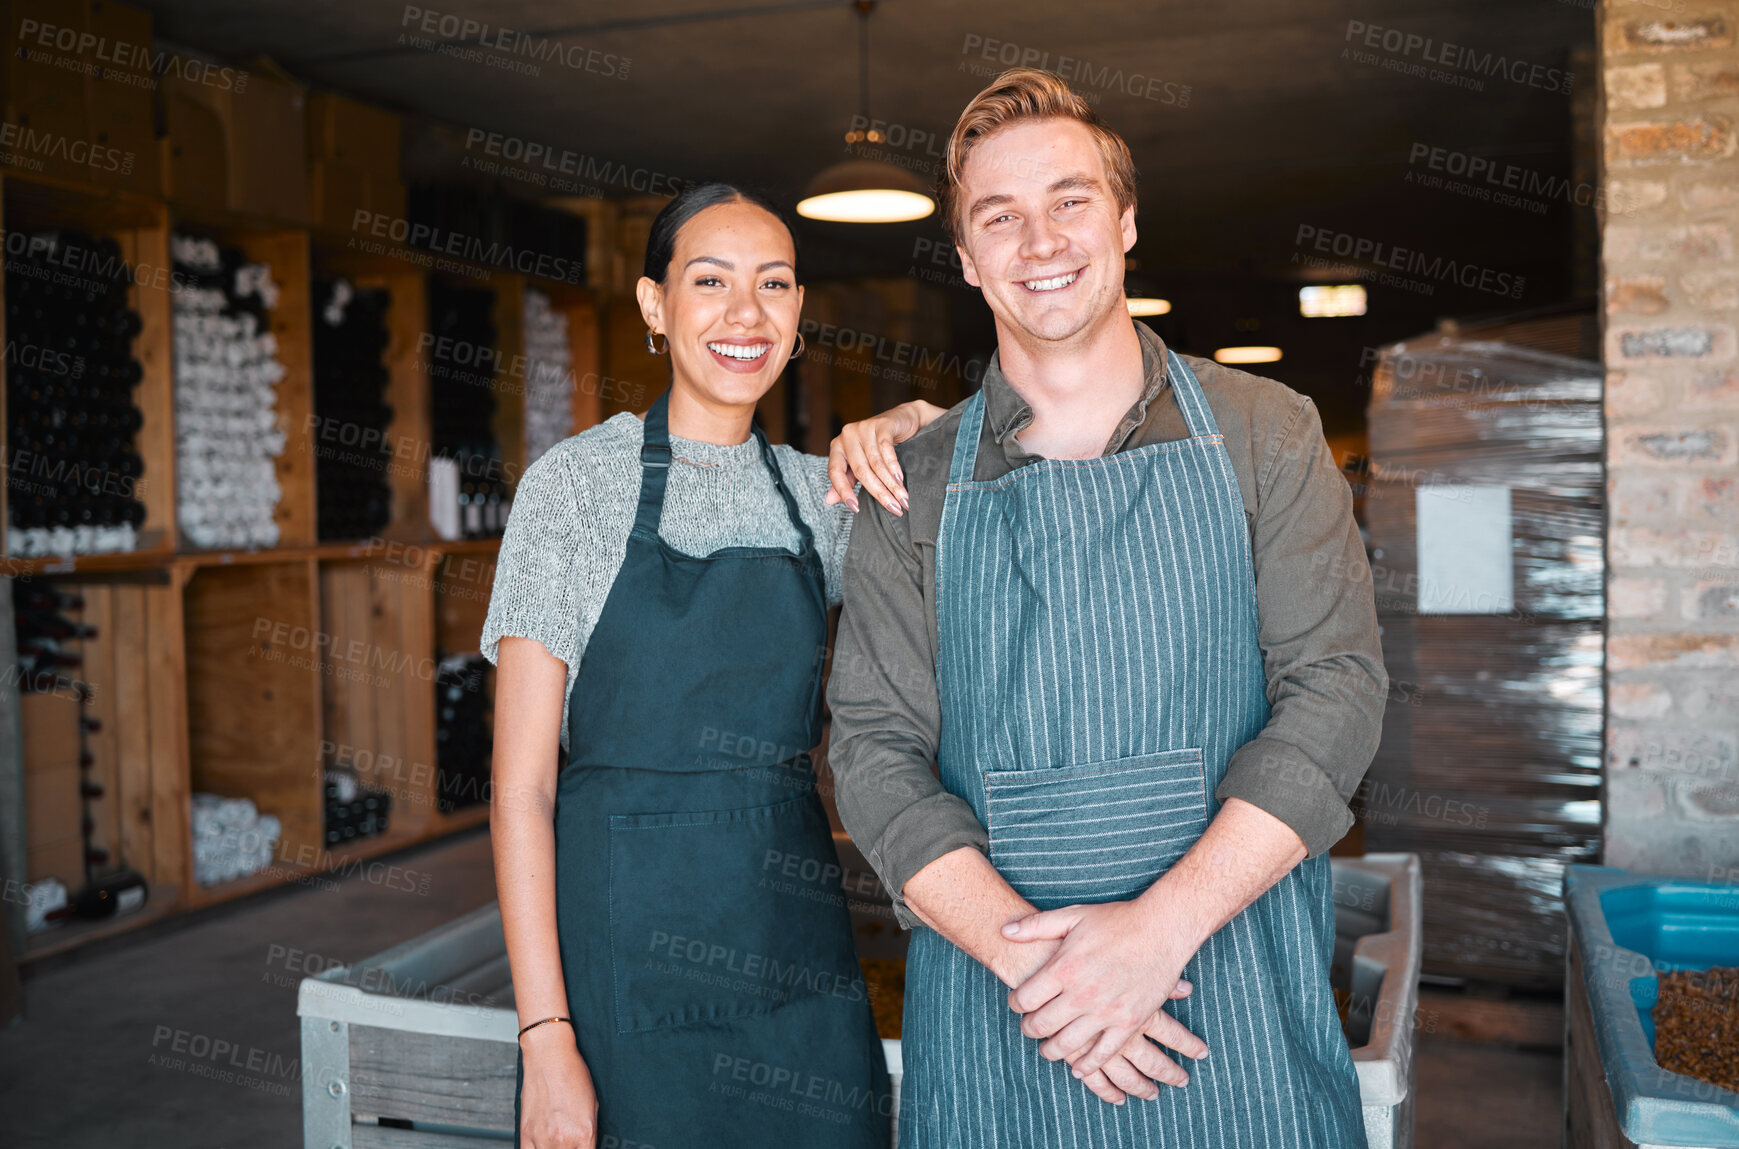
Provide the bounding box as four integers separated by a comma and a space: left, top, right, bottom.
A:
1216, 396, 1388, 857
827, 484, 988, 931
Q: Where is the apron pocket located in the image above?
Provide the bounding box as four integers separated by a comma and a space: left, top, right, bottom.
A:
983, 748, 1209, 910
606, 794, 862, 1035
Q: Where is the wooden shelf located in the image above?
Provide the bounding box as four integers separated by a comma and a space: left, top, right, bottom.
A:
307, 227, 588, 298
2, 169, 163, 231
0, 171, 177, 557
6, 536, 501, 576
20, 881, 186, 963
21, 801, 494, 961
0, 150, 592, 960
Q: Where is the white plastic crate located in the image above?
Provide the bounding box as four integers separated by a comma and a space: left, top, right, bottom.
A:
301, 853, 1421, 1147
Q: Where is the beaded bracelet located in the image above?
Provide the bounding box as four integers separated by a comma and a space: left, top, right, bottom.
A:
518, 1016, 572, 1039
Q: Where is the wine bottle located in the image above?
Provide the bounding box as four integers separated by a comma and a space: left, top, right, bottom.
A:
43, 869, 148, 920
5, 229, 147, 555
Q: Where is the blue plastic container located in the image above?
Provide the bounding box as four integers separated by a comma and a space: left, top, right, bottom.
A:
1564, 865, 1739, 1147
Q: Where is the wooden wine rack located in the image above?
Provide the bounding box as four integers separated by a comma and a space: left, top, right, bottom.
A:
0, 165, 604, 962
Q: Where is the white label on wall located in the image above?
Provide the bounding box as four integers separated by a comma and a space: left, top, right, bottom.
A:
1416, 485, 1513, 614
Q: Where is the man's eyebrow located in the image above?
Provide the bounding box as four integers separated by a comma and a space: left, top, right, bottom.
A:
967, 193, 1014, 222
1049, 174, 1102, 194
966, 174, 1104, 223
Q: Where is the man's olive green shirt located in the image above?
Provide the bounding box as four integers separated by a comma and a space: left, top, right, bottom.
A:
826, 320, 1387, 929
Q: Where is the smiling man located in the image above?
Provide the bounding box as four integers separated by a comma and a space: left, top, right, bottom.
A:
827, 69, 1386, 1147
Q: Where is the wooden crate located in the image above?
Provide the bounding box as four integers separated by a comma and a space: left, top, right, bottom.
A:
20, 689, 82, 888
16, 570, 189, 924
317, 554, 437, 836
168, 217, 319, 550
520, 282, 603, 441
183, 559, 323, 894
2, 0, 95, 185
298, 901, 904, 1147
306, 92, 401, 178
307, 249, 430, 545
298, 902, 518, 1146
157, 64, 310, 224
0, 172, 175, 555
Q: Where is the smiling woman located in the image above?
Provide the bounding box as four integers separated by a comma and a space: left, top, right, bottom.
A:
481, 182, 945, 1149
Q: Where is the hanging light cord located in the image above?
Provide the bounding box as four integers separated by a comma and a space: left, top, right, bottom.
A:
845, 0, 883, 145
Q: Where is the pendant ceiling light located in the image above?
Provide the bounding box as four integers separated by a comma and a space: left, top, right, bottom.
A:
1123, 263, 1172, 318
797, 1, 935, 223
1124, 271, 1171, 317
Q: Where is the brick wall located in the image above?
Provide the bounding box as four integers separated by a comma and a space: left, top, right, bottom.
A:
1599, 1, 1739, 879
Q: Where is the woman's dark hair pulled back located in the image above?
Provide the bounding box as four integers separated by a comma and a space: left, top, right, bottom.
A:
642, 183, 798, 284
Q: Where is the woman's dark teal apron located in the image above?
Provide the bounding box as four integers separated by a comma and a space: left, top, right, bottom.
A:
899, 350, 1366, 1148
513, 390, 892, 1148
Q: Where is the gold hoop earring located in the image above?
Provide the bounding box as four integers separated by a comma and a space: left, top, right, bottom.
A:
644, 330, 668, 355
789, 333, 806, 361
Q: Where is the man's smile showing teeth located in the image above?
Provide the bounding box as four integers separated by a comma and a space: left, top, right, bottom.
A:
1022, 270, 1080, 293
707, 342, 770, 360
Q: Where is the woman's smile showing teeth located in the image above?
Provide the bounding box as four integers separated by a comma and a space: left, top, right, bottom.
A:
706, 340, 773, 372
1022, 269, 1080, 293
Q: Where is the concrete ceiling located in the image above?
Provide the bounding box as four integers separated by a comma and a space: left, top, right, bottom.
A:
138, 0, 1598, 430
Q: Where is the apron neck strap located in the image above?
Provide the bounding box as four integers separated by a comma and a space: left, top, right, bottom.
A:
752, 420, 816, 552
950, 353, 1221, 486
948, 389, 987, 485
633, 389, 815, 551
1166, 349, 1223, 440
633, 390, 675, 537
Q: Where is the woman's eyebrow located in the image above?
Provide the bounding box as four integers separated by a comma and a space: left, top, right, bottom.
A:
681, 257, 794, 273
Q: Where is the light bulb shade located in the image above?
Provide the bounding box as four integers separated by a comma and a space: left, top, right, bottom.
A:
797, 159, 935, 222
1122, 273, 1170, 317
1299, 284, 1367, 318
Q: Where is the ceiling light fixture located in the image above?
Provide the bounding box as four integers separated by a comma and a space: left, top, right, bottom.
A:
1214, 346, 1283, 364
1122, 265, 1171, 317
1299, 284, 1367, 318
797, 1, 935, 224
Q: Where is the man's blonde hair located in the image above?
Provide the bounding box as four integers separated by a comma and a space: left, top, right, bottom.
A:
939, 67, 1138, 240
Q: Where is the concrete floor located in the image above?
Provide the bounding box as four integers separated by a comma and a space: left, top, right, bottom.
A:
1, 828, 501, 1149
1, 827, 1565, 1148
1415, 1039, 1564, 1149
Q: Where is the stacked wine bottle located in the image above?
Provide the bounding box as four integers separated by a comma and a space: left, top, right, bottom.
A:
14, 584, 91, 695
427, 282, 511, 539
190, 793, 281, 886
13, 585, 150, 924
313, 278, 394, 540
4, 231, 147, 556
322, 761, 393, 846
435, 653, 492, 813
523, 287, 572, 468
172, 233, 287, 549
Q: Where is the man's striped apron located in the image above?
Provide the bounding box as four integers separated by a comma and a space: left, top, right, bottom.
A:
899, 350, 1366, 1148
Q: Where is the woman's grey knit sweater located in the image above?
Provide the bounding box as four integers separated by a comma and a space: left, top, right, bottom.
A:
480, 411, 854, 753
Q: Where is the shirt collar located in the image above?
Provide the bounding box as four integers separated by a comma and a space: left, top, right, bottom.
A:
980, 320, 1172, 459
